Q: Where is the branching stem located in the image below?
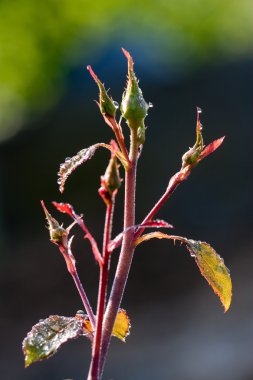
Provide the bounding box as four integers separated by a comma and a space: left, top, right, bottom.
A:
88, 199, 115, 380
98, 128, 139, 377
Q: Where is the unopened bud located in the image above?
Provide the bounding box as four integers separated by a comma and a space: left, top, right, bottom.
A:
87, 65, 117, 118
41, 200, 67, 245
120, 48, 149, 131
99, 156, 121, 205
182, 107, 204, 168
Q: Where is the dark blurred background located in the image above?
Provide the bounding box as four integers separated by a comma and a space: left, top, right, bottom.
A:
0, 1, 252, 379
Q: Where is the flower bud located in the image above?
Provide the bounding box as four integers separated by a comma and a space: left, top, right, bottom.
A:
120, 48, 149, 131
99, 155, 122, 205
182, 107, 204, 169
41, 200, 67, 245
87, 65, 117, 118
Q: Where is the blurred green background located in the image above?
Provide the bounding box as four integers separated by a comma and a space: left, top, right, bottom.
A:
0, 0, 252, 141
0, 1, 252, 379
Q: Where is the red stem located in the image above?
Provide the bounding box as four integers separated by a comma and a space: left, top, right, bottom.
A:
84, 230, 104, 266
73, 214, 103, 266
58, 241, 96, 330
110, 118, 130, 165
72, 270, 96, 330
98, 128, 139, 376
88, 200, 114, 380
135, 167, 191, 240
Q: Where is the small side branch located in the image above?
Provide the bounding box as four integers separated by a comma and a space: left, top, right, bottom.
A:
71, 270, 96, 330
135, 166, 191, 240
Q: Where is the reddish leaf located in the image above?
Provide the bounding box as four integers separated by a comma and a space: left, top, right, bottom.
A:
197, 136, 225, 162
52, 201, 88, 235
52, 201, 86, 232
140, 220, 173, 228
52, 202, 75, 219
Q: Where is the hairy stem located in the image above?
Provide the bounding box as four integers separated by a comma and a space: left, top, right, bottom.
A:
135, 167, 191, 240
99, 128, 139, 377
88, 200, 114, 380
71, 271, 96, 329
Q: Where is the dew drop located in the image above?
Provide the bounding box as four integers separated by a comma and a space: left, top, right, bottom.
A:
113, 101, 119, 109
197, 107, 202, 114
148, 102, 154, 108
57, 178, 62, 185
76, 310, 85, 315
65, 157, 71, 162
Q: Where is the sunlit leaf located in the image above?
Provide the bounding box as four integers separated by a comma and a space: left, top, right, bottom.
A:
76, 308, 131, 342
57, 142, 127, 193
112, 309, 131, 342
134, 232, 232, 312
186, 240, 232, 312
57, 144, 99, 193
22, 315, 84, 367
197, 136, 225, 162
52, 201, 76, 217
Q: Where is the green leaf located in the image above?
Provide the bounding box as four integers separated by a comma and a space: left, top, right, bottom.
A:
22, 315, 84, 367
112, 309, 131, 342
186, 240, 232, 312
